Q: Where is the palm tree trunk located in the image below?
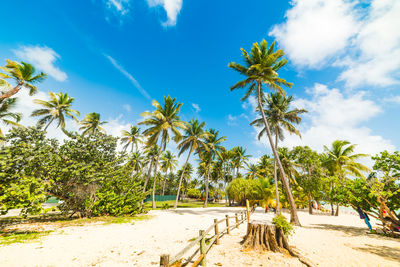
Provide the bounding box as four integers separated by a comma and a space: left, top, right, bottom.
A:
43, 117, 55, 132
174, 149, 193, 209
204, 158, 212, 208
152, 145, 164, 209
162, 170, 168, 196
257, 82, 300, 226
140, 158, 154, 209
0, 83, 22, 100
274, 133, 280, 214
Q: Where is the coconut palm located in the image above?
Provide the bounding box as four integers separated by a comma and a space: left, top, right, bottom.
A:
139, 96, 187, 208
121, 125, 142, 153
246, 163, 262, 180
160, 150, 178, 196
0, 60, 47, 100
126, 151, 144, 174
229, 39, 301, 225
0, 98, 22, 138
251, 92, 307, 214
177, 163, 194, 200
322, 140, 370, 216
201, 129, 226, 207
31, 92, 80, 132
174, 119, 209, 208
231, 146, 250, 177
79, 112, 107, 135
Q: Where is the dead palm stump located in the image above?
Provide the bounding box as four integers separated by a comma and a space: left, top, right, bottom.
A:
242, 220, 289, 252
242, 220, 315, 267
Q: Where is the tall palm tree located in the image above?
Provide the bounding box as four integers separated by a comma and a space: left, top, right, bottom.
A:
177, 163, 194, 200
322, 140, 370, 216
231, 146, 250, 177
126, 151, 144, 174
246, 163, 262, 180
31, 92, 80, 132
121, 125, 142, 153
142, 145, 159, 202
79, 112, 107, 135
139, 96, 187, 208
229, 39, 301, 225
0, 60, 47, 100
201, 129, 226, 208
251, 92, 306, 214
174, 119, 209, 208
160, 150, 178, 196
0, 98, 22, 138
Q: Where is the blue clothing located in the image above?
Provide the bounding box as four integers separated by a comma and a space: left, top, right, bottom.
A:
364, 216, 372, 231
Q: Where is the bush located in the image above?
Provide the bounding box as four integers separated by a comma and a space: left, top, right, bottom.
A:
187, 188, 201, 199
161, 203, 170, 210
272, 214, 294, 237
226, 178, 273, 205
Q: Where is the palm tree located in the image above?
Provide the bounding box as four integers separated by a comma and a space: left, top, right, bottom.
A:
139, 96, 187, 208
142, 144, 159, 203
201, 129, 226, 208
251, 92, 307, 214
0, 98, 22, 138
126, 151, 144, 174
322, 140, 370, 216
160, 150, 178, 196
177, 163, 194, 200
174, 119, 209, 208
121, 125, 142, 153
229, 39, 301, 225
31, 92, 80, 132
231, 146, 250, 177
79, 112, 107, 135
0, 60, 47, 100
246, 163, 262, 180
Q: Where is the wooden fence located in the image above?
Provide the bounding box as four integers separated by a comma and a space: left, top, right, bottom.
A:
160, 204, 252, 267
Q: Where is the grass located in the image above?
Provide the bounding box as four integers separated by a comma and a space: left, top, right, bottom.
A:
143, 200, 228, 210
0, 230, 53, 245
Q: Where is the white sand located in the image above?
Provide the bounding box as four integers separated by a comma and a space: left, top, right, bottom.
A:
1, 207, 399, 266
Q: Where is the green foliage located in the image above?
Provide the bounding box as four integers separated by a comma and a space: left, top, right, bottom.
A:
187, 188, 201, 199
272, 214, 294, 237
226, 178, 273, 205
0, 230, 53, 245
161, 203, 170, 210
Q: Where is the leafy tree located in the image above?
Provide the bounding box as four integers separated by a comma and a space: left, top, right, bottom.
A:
160, 150, 178, 195
251, 92, 306, 214
187, 188, 201, 199
139, 96, 186, 208
80, 112, 107, 135
174, 119, 208, 208
0, 98, 22, 138
31, 92, 80, 132
322, 140, 369, 216
226, 178, 273, 206
0, 60, 47, 100
121, 125, 142, 153
229, 40, 300, 225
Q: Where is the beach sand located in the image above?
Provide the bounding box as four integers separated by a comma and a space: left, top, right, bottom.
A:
0, 207, 399, 266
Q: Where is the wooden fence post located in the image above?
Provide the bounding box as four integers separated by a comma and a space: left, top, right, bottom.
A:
235, 213, 239, 228
199, 230, 206, 266
214, 219, 220, 245
241, 211, 244, 222
225, 215, 230, 234
160, 254, 170, 267
246, 199, 250, 223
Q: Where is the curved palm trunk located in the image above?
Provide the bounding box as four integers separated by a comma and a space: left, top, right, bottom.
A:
0, 83, 22, 100
152, 145, 164, 209
174, 149, 193, 209
274, 133, 280, 214
162, 170, 168, 196
204, 158, 212, 208
43, 117, 55, 132
257, 83, 300, 226
140, 158, 154, 209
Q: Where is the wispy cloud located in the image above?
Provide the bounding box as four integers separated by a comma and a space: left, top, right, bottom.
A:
14, 46, 67, 82
123, 104, 132, 112
104, 54, 151, 100
147, 0, 183, 26
192, 103, 201, 113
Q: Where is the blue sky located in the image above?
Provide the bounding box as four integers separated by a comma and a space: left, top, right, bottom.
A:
1, 0, 399, 167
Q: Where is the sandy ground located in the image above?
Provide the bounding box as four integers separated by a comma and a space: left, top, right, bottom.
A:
0, 207, 399, 267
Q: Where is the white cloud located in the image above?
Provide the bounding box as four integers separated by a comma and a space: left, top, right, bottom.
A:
106, 0, 130, 16
14, 46, 67, 82
274, 84, 395, 165
123, 104, 132, 112
192, 103, 200, 113
270, 0, 400, 88
227, 114, 238, 126
104, 54, 151, 100
270, 0, 359, 67
147, 0, 182, 26
383, 95, 400, 104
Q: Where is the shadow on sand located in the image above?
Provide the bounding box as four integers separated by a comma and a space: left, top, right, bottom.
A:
353, 244, 400, 263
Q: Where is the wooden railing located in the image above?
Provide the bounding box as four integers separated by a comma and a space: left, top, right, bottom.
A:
160, 203, 252, 267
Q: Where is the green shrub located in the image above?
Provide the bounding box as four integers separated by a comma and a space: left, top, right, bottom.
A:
187, 188, 201, 199
226, 178, 273, 205
272, 214, 294, 237
161, 203, 170, 210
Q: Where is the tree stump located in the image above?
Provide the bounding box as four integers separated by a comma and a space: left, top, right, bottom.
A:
241, 220, 289, 252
